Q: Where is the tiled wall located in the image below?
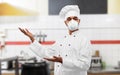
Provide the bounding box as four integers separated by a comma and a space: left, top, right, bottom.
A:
0, 15, 120, 67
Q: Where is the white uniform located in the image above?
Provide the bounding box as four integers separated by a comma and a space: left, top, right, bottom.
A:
29, 30, 92, 75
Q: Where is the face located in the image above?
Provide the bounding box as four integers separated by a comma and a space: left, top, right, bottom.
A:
64, 16, 80, 26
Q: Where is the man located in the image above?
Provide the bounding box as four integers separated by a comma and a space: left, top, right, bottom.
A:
19, 5, 92, 75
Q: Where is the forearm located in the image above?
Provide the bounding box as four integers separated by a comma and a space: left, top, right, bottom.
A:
29, 40, 45, 58
29, 40, 56, 58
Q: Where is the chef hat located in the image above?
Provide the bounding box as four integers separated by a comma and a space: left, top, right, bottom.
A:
59, 5, 80, 20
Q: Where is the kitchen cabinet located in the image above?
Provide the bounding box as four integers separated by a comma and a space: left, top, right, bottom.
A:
3, 0, 37, 11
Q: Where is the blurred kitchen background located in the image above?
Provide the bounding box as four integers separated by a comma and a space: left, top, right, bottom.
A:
0, 0, 120, 75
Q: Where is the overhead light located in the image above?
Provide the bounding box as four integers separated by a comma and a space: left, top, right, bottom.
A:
0, 2, 38, 16
0, 2, 38, 23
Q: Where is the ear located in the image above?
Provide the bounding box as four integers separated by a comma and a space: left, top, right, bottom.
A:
78, 19, 80, 24
64, 20, 68, 26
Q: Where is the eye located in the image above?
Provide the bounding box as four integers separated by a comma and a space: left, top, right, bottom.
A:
73, 17, 78, 20
67, 17, 71, 21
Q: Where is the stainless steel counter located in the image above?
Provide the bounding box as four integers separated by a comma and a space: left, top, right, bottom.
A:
0, 56, 37, 75
88, 67, 120, 73
0, 56, 19, 75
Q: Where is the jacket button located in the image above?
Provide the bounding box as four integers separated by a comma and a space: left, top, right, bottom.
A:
68, 44, 71, 46
58, 65, 59, 67
60, 44, 62, 46
73, 35, 76, 37
64, 36, 66, 38
59, 55, 60, 56
65, 55, 68, 57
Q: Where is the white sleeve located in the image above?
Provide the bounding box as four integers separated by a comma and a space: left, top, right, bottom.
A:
29, 40, 57, 58
62, 39, 92, 71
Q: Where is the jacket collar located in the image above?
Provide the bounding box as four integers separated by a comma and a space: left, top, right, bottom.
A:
65, 29, 80, 38
71, 29, 80, 35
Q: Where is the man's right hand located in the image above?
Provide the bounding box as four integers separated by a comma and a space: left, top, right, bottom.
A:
19, 28, 35, 42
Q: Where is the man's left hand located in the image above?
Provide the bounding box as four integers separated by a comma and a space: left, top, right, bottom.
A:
44, 56, 62, 63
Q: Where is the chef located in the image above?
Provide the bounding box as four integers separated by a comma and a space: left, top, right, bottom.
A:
19, 5, 92, 75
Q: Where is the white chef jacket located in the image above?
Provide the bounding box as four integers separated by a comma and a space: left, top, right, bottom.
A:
29, 30, 92, 75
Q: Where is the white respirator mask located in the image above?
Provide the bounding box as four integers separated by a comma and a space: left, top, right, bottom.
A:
67, 20, 79, 31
